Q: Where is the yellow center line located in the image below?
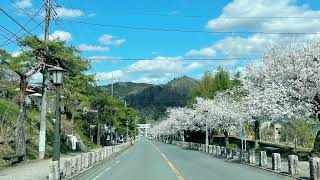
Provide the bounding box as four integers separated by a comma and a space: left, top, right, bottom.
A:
148, 140, 185, 180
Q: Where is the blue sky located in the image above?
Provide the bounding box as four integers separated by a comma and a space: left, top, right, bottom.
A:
1, 0, 320, 85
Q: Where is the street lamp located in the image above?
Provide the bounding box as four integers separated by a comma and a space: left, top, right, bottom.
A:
49, 67, 66, 164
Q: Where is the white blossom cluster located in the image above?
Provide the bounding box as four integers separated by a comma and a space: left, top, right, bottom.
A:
151, 44, 320, 136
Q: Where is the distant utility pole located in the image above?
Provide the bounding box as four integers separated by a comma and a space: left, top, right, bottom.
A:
38, 0, 51, 160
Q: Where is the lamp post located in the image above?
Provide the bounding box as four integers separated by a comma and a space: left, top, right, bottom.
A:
49, 67, 66, 163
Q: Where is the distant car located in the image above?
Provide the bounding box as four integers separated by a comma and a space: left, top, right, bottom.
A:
148, 136, 154, 140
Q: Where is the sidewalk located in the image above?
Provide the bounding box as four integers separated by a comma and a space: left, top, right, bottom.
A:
0, 147, 112, 180
0, 158, 51, 180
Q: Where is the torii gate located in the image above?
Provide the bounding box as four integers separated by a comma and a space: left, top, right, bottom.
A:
136, 123, 150, 137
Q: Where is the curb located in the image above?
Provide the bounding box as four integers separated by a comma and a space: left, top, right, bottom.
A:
168, 142, 306, 180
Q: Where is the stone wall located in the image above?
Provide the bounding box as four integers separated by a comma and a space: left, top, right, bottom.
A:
49, 141, 134, 180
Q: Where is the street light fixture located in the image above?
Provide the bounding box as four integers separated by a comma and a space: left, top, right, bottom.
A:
49, 67, 66, 164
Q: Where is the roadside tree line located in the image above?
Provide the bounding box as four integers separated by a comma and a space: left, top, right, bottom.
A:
151, 44, 320, 153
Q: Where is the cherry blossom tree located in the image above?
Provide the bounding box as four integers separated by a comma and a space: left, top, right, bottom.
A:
242, 44, 320, 151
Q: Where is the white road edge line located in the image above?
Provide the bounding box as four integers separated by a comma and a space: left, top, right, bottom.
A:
92, 167, 111, 180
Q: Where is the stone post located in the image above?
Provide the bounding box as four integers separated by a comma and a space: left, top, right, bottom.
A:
71, 157, 77, 174
259, 151, 267, 167
288, 155, 298, 176
310, 157, 320, 180
249, 149, 256, 165
77, 155, 82, 172
212, 145, 216, 155
227, 148, 232, 159
209, 145, 213, 154
85, 153, 89, 168
49, 161, 60, 180
216, 146, 221, 156
272, 153, 281, 172
244, 152, 249, 163
234, 149, 240, 160
221, 147, 226, 157
65, 158, 71, 177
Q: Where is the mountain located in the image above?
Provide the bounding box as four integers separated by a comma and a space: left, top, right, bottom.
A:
99, 82, 152, 98
125, 76, 199, 120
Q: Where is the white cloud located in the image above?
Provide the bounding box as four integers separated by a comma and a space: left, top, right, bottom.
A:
96, 70, 124, 81
79, 44, 109, 52
126, 56, 184, 73
49, 30, 72, 41
55, 7, 83, 18
94, 56, 206, 84
186, 47, 216, 57
187, 0, 320, 58
207, 0, 320, 33
15, 0, 32, 9
98, 34, 126, 46
133, 76, 170, 84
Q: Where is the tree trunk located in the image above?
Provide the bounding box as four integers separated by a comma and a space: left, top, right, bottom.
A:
38, 71, 48, 159
16, 76, 27, 156
224, 131, 229, 146
254, 120, 260, 149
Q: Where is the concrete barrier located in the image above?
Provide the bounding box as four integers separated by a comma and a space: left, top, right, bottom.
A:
288, 155, 298, 176
272, 153, 281, 172
216, 146, 221, 156
49, 161, 60, 180
259, 151, 267, 167
209, 145, 213, 154
310, 157, 320, 180
48, 141, 134, 180
212, 145, 216, 155
249, 150, 256, 165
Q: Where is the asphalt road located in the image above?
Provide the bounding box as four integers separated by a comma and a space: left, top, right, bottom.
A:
74, 139, 289, 180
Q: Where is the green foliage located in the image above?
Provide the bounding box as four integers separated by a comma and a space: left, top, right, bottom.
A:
126, 76, 199, 121
227, 143, 238, 149
190, 66, 241, 101
280, 120, 316, 148
100, 82, 151, 98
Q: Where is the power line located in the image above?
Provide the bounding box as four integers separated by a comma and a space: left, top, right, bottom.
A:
61, 19, 320, 35
0, 32, 20, 46
1, 5, 45, 47
0, 19, 45, 47
86, 57, 260, 61
4, 6, 320, 35
8, 0, 42, 24
50, 1, 78, 48
0, 7, 43, 47
123, 11, 320, 19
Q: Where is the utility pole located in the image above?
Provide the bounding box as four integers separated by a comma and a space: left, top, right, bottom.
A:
38, 0, 51, 160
